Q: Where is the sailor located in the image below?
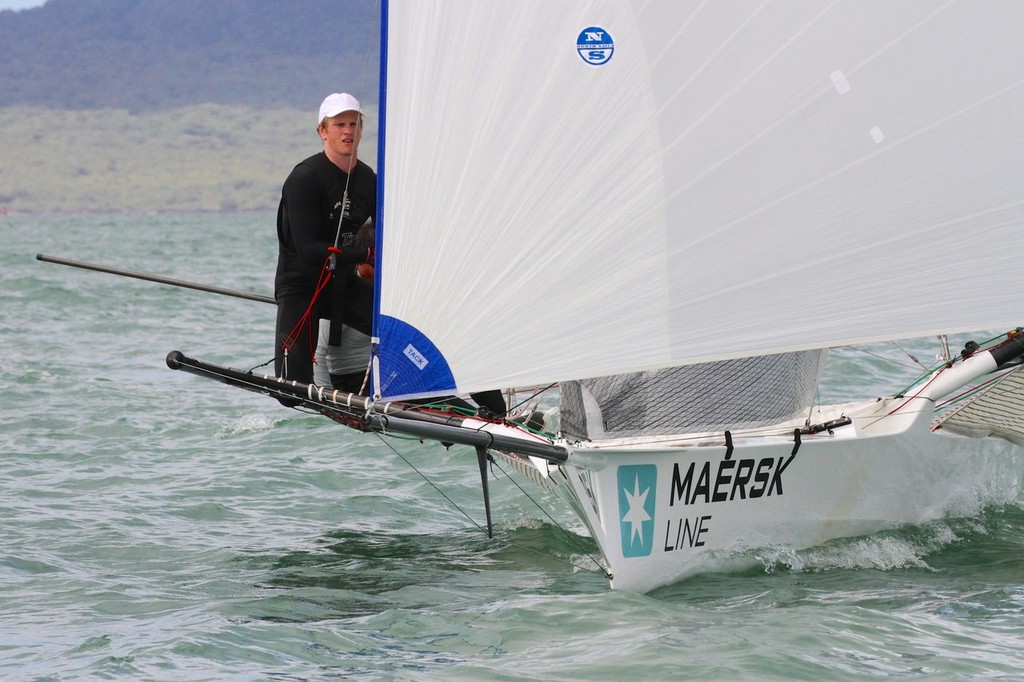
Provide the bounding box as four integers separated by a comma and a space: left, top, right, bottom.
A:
274, 92, 375, 386
275, 93, 506, 415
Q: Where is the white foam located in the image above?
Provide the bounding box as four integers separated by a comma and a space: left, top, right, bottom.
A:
221, 413, 280, 435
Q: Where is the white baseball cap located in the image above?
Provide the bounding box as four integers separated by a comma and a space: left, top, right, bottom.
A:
318, 93, 362, 124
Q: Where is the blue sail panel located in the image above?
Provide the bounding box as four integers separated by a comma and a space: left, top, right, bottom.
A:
375, 314, 456, 399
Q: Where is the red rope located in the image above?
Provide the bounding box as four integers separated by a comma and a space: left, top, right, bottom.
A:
280, 255, 335, 363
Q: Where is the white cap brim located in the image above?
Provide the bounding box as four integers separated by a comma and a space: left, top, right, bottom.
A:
318, 93, 362, 124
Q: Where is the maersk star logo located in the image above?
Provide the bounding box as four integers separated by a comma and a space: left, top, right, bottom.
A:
617, 464, 657, 558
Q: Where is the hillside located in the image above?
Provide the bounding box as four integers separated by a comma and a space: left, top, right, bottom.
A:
0, 104, 378, 214
0, 0, 380, 214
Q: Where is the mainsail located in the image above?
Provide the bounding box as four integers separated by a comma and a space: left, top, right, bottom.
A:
372, 0, 1024, 401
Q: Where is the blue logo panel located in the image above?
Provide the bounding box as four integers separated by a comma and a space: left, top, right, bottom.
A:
617, 464, 657, 558
577, 26, 615, 66
375, 314, 456, 398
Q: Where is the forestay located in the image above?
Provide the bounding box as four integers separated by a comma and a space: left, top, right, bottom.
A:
372, 0, 1024, 401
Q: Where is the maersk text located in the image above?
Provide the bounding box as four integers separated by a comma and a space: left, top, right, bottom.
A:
668, 454, 796, 506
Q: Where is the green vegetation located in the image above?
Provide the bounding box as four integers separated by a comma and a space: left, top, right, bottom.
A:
0, 104, 378, 214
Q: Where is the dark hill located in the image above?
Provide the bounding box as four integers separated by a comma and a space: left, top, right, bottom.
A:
0, 0, 380, 111
0, 0, 381, 213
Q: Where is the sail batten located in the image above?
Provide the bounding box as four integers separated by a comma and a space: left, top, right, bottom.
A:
373, 0, 1024, 400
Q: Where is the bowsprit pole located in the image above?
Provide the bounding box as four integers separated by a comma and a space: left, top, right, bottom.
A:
36, 253, 275, 305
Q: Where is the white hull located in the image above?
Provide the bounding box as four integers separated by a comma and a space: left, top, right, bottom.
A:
496, 394, 1024, 593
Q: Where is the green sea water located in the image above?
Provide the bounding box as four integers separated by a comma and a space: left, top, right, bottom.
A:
4, 214, 1024, 680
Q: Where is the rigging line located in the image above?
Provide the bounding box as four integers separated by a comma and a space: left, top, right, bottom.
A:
357, 1, 380, 111
487, 455, 611, 578
805, 386, 819, 428
280, 256, 335, 358
372, 433, 609, 578
461, 414, 556, 447
370, 430, 489, 535
845, 344, 931, 372
245, 357, 275, 374
330, 0, 381, 252
506, 383, 558, 415
890, 329, 1022, 399
889, 340, 929, 372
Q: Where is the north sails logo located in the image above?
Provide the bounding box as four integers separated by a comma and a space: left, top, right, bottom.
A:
577, 26, 614, 66
617, 464, 656, 558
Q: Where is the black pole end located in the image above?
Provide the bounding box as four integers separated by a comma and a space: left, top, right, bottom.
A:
166, 350, 185, 370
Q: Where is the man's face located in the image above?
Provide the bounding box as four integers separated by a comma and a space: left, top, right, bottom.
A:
320, 111, 362, 160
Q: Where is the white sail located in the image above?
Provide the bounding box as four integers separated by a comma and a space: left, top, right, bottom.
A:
373, 0, 1024, 400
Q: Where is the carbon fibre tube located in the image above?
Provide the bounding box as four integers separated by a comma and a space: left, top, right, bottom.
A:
166, 351, 569, 463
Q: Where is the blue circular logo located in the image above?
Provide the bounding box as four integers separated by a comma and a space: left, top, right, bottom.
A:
577, 26, 614, 66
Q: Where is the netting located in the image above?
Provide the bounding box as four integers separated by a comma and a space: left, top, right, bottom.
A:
559, 350, 827, 440
937, 367, 1024, 446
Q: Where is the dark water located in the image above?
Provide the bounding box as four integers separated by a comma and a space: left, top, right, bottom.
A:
4, 214, 1024, 680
